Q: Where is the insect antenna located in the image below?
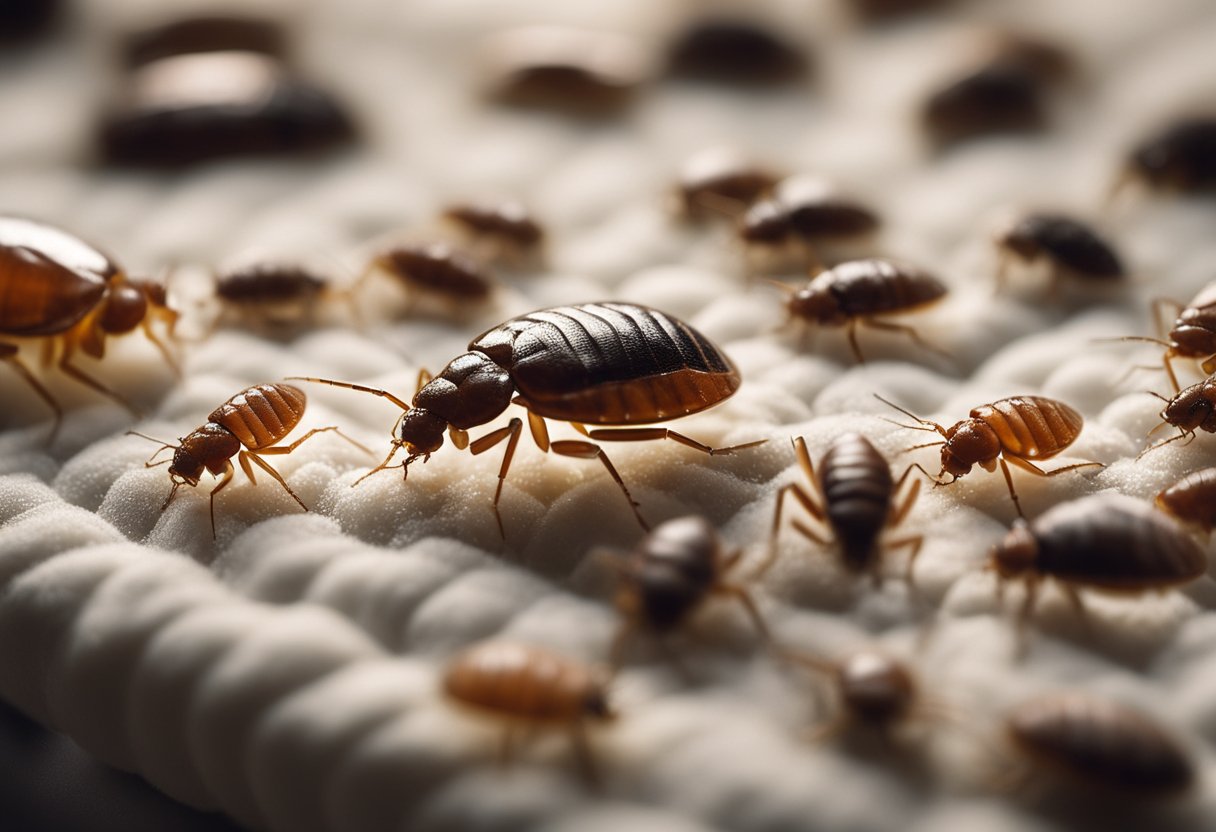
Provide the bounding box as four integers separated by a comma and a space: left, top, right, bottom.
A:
126, 430, 179, 465
760, 277, 797, 295
1090, 335, 1172, 348
873, 394, 948, 435
286, 376, 412, 412
1142, 390, 1172, 404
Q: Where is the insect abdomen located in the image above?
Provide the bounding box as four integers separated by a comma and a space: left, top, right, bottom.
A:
209, 383, 305, 450
444, 642, 597, 722
821, 433, 892, 570
828, 259, 946, 317
971, 396, 1082, 460
1157, 467, 1216, 530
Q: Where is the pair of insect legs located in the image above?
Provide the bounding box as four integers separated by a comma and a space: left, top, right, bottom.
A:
307, 372, 765, 537
994, 574, 1091, 659
494, 718, 601, 787
755, 436, 923, 581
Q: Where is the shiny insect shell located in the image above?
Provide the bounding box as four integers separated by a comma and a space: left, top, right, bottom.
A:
739, 175, 880, 247
1006, 693, 1194, 795
922, 60, 1048, 147
778, 258, 947, 363
443, 641, 613, 781
134, 383, 359, 537
293, 302, 761, 535
1122, 282, 1216, 393
1122, 116, 1216, 194
366, 241, 493, 304
1156, 467, 1216, 534
990, 493, 1205, 633
0, 215, 177, 436
214, 262, 330, 328
611, 515, 769, 665
676, 147, 780, 221
994, 213, 1124, 289
763, 433, 922, 584
881, 394, 1099, 518
1141, 376, 1216, 456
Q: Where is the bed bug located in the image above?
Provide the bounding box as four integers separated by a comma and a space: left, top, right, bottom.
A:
610, 515, 770, 666
214, 262, 332, 330
994, 213, 1125, 291
122, 14, 286, 68
481, 26, 651, 117
99, 51, 355, 168
741, 175, 880, 247
443, 641, 614, 784
1139, 377, 1216, 457
361, 242, 493, 311
129, 382, 367, 537
291, 302, 764, 536
878, 394, 1101, 518
442, 200, 544, 263
664, 19, 808, 86
1005, 693, 1194, 796
0, 215, 178, 437
1112, 282, 1216, 393
772, 258, 948, 363
759, 434, 923, 584
1119, 116, 1216, 195
922, 61, 1047, 148
676, 147, 780, 222
1156, 467, 1216, 535
989, 494, 1205, 643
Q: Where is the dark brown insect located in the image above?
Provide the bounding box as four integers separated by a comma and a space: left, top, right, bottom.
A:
611, 515, 770, 665
443, 641, 614, 783
676, 147, 780, 222
879, 394, 1100, 518
214, 262, 331, 329
773, 258, 948, 363
784, 649, 929, 740
121, 14, 286, 68
922, 61, 1047, 148
442, 200, 544, 262
1140, 377, 1216, 456
1120, 116, 1216, 195
990, 494, 1205, 639
292, 302, 763, 535
98, 51, 355, 168
741, 175, 880, 245
0, 215, 178, 436
362, 242, 493, 308
131, 382, 366, 537
1156, 467, 1216, 534
995, 213, 1125, 290
664, 19, 808, 86
482, 26, 651, 117
1115, 282, 1216, 393
760, 434, 922, 584
1006, 693, 1194, 796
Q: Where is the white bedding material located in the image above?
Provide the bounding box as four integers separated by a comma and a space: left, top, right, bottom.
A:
4, 0, 1216, 830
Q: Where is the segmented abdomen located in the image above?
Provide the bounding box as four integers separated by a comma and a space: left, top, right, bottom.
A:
824, 259, 946, 317
820, 433, 893, 571
1170, 282, 1216, 357
443, 642, 598, 722
971, 396, 1082, 460
209, 383, 305, 450
1157, 467, 1216, 530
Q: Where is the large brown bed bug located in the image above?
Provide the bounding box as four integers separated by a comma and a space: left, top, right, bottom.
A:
0, 215, 178, 436
772, 258, 949, 364
994, 213, 1125, 291
989, 494, 1205, 643
758, 434, 922, 584
130, 382, 367, 537
1118, 116, 1216, 196
292, 302, 764, 535
879, 394, 1101, 518
610, 515, 770, 666
1156, 467, 1216, 535
1140, 377, 1216, 457
443, 641, 614, 784
1004, 693, 1194, 796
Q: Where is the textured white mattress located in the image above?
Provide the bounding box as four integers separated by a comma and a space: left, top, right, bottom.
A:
3, 0, 1216, 830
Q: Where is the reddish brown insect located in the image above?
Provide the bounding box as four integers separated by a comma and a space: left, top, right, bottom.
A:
994, 213, 1125, 290
443, 641, 614, 783
739, 175, 880, 249
878, 394, 1100, 517
130, 382, 367, 537
361, 242, 493, 310
610, 515, 770, 666
675, 147, 780, 222
1113, 283, 1216, 393
0, 215, 178, 436
1005, 693, 1194, 796
760, 434, 922, 584
1118, 116, 1216, 196
664, 19, 808, 86
442, 200, 544, 263
1156, 467, 1216, 534
1140, 377, 1216, 456
292, 302, 763, 535
773, 258, 948, 363
214, 262, 332, 330
989, 494, 1205, 644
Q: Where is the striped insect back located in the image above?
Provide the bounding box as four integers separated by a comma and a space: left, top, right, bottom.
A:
209, 383, 306, 450
971, 396, 1083, 459
820, 433, 893, 568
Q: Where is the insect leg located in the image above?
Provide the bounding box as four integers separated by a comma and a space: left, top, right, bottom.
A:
997, 458, 1026, 518
548, 436, 649, 531
469, 417, 524, 538
579, 426, 766, 454
863, 318, 951, 359
1004, 454, 1104, 479
1013, 577, 1040, 659
286, 376, 412, 412
884, 534, 924, 585
256, 425, 373, 457
56, 335, 140, 415
207, 462, 236, 539
352, 441, 406, 486
239, 451, 309, 512
1, 341, 64, 439
889, 466, 922, 527
755, 436, 827, 577
140, 312, 181, 377
568, 720, 602, 789
845, 320, 867, 364
711, 582, 773, 642
527, 409, 550, 452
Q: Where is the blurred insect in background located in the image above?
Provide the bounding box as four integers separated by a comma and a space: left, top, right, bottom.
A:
993, 212, 1124, 292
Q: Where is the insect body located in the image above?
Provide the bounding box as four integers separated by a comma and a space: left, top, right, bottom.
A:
214, 263, 331, 329
785, 649, 923, 739
443, 641, 613, 782
995, 213, 1124, 290
1006, 693, 1194, 795
611, 515, 770, 665
741, 176, 880, 246
879, 394, 1100, 517
133, 382, 365, 537
293, 302, 762, 535
676, 147, 779, 221
776, 258, 948, 363
664, 19, 807, 86
1122, 116, 1216, 195
1156, 467, 1216, 534
763, 434, 922, 583
0, 215, 177, 435
442, 200, 544, 263
1141, 376, 1216, 456
990, 494, 1205, 640
365, 242, 493, 309
922, 61, 1047, 147
1118, 282, 1216, 393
